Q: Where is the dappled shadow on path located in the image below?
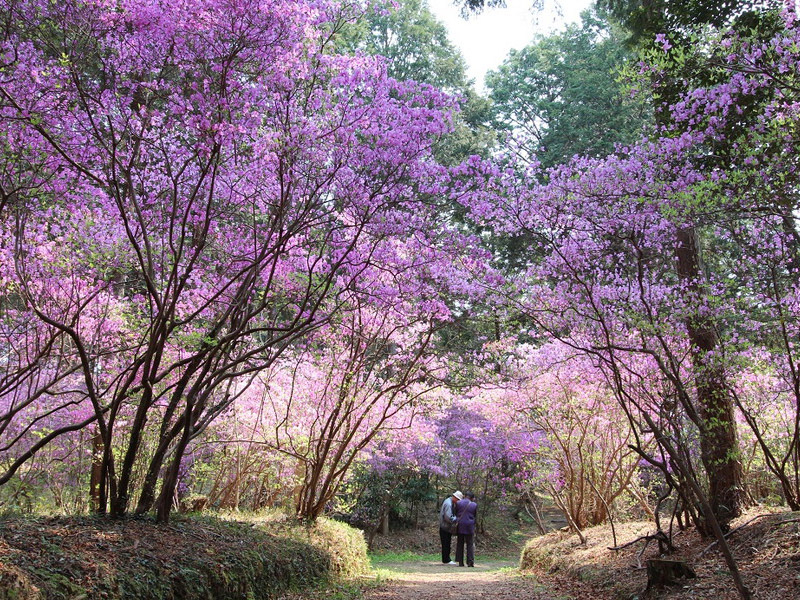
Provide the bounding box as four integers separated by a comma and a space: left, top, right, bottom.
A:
364, 559, 573, 600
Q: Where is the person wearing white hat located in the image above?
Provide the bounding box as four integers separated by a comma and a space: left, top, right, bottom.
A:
439, 490, 464, 565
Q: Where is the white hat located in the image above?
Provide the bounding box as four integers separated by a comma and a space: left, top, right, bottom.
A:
453, 490, 464, 500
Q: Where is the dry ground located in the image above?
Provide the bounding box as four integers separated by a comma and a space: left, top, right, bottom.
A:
362, 506, 800, 599
362, 557, 596, 600
520, 506, 800, 599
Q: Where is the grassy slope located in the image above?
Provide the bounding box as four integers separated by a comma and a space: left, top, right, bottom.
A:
0, 514, 369, 600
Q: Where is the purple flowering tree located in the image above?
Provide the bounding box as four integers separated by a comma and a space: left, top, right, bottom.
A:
0, 0, 466, 522
511, 342, 653, 534
449, 8, 800, 599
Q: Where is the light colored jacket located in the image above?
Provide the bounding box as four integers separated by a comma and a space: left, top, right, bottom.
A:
439, 496, 457, 531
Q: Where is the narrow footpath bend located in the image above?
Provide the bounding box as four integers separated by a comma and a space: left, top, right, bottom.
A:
363, 558, 586, 600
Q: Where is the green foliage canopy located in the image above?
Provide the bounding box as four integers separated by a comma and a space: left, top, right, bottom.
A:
487, 7, 651, 169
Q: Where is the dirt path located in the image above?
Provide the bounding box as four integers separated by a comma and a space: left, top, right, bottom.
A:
363, 558, 574, 600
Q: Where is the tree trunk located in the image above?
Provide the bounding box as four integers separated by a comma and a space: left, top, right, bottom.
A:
367, 489, 394, 551
89, 429, 104, 513
675, 226, 744, 529
154, 426, 192, 524
380, 512, 389, 535
135, 442, 170, 514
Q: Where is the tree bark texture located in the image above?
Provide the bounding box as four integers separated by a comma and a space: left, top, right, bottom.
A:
675, 226, 744, 529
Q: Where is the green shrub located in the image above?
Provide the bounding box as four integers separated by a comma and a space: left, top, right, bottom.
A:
307, 518, 370, 579
0, 514, 369, 600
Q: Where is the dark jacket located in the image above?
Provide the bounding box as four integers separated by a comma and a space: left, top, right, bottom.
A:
455, 498, 477, 535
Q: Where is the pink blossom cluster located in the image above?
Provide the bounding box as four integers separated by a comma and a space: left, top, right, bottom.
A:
0, 0, 486, 519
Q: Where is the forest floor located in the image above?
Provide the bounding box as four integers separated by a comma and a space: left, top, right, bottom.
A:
354, 506, 595, 600
344, 506, 800, 599
517, 506, 800, 600
360, 557, 592, 600
5, 506, 800, 599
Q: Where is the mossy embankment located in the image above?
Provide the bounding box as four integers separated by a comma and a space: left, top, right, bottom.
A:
0, 513, 369, 600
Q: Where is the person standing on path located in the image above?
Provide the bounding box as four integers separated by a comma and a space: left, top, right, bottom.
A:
455, 492, 477, 567
439, 490, 463, 564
